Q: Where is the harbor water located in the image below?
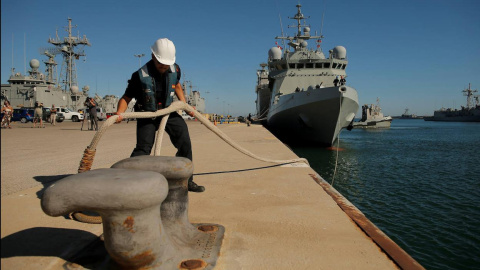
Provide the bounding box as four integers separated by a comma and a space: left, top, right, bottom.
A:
291, 119, 480, 270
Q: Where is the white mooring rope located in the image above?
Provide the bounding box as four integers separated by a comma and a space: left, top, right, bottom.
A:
85, 101, 309, 167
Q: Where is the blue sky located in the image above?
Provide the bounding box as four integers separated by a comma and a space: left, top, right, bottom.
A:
2, 0, 479, 116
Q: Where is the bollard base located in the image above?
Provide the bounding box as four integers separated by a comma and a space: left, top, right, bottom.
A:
62, 224, 225, 270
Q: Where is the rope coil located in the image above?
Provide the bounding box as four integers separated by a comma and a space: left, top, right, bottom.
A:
78, 147, 96, 173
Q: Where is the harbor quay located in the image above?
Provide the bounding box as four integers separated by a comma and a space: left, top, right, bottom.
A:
1, 120, 420, 269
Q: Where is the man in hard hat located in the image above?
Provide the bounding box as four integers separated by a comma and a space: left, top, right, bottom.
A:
114, 38, 205, 192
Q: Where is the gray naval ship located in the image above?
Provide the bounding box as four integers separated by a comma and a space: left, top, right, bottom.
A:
424, 83, 480, 122
1, 18, 119, 114
256, 4, 359, 146
181, 80, 206, 114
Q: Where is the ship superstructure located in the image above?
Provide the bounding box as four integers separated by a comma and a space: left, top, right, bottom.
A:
258, 4, 359, 145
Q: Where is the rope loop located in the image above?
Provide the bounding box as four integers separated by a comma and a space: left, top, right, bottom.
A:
78, 101, 308, 172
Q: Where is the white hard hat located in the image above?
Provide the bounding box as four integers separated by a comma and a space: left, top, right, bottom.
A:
151, 38, 176, 65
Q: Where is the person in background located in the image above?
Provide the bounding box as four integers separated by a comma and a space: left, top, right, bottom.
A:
114, 38, 204, 193
50, 104, 57, 126
1, 100, 13, 129
33, 101, 44, 128
340, 75, 346, 85
333, 76, 339, 87
85, 97, 98, 131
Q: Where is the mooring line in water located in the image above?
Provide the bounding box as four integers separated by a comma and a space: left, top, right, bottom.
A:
331, 91, 343, 186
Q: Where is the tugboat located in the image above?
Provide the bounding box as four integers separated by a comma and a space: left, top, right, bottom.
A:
353, 98, 392, 128
424, 83, 480, 122
257, 3, 359, 146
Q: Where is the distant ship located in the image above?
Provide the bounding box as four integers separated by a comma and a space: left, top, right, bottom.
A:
1, 18, 119, 114
424, 83, 480, 122
255, 4, 359, 146
397, 108, 418, 119
254, 63, 270, 124
353, 98, 392, 128
177, 80, 207, 119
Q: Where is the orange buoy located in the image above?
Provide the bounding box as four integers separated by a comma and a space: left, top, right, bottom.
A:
326, 146, 345, 151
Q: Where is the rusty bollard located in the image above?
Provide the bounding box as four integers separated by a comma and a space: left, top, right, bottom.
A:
111, 156, 225, 268
41, 168, 176, 269
111, 156, 199, 244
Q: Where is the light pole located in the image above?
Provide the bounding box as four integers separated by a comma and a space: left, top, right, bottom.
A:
204, 91, 210, 113
134, 54, 145, 68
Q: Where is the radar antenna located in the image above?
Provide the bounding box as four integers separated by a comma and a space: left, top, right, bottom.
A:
275, 4, 323, 51
39, 47, 61, 85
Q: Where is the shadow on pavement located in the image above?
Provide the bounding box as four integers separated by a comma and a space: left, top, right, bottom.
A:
1, 227, 108, 267
33, 174, 72, 199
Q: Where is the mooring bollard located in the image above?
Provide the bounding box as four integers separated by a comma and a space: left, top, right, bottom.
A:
42, 157, 224, 269
111, 156, 225, 268
41, 168, 174, 269
111, 156, 201, 248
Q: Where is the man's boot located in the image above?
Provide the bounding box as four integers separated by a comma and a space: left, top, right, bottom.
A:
188, 181, 205, 192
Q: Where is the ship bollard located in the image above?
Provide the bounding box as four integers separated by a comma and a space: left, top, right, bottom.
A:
111, 156, 225, 266
41, 157, 224, 269
41, 168, 175, 269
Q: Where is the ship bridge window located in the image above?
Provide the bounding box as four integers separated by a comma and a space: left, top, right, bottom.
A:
297, 63, 304, 69
289, 63, 296, 69
336, 64, 342, 69
315, 63, 323, 68
332, 63, 337, 69
342, 64, 347, 70
306, 63, 314, 68
324, 63, 330, 68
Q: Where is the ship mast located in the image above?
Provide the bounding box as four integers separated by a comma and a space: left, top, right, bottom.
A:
48, 18, 90, 109
462, 83, 479, 109
275, 4, 323, 50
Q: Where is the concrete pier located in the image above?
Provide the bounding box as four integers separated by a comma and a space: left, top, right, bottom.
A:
1, 120, 419, 269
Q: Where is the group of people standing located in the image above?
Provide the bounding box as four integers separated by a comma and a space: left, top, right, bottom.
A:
84, 97, 98, 131
333, 75, 346, 87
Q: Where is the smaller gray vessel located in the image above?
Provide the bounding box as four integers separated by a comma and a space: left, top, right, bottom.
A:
353, 98, 392, 128
424, 83, 480, 122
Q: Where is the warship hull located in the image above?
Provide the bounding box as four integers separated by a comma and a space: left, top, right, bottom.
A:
353, 117, 392, 128
267, 86, 358, 145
